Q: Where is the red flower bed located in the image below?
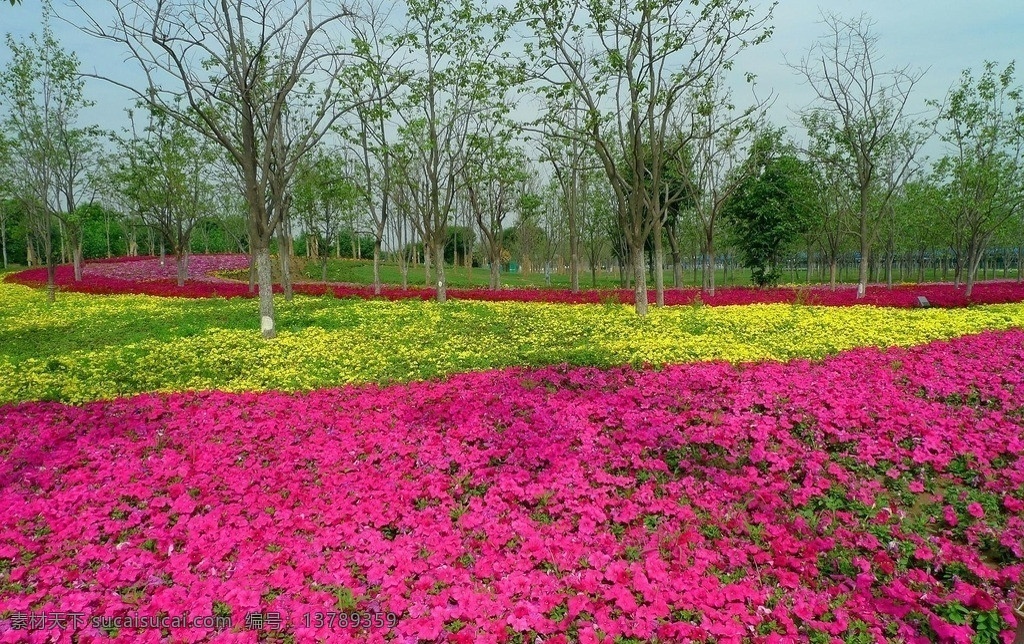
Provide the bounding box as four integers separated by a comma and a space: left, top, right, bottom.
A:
7, 255, 1024, 307
1, 331, 1023, 642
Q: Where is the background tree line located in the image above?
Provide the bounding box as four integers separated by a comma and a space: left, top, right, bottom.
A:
0, 0, 1021, 333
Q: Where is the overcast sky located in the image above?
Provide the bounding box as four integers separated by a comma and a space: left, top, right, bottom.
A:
1, 0, 1021, 148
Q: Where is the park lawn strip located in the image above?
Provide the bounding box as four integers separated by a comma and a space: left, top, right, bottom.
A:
3, 282, 1024, 404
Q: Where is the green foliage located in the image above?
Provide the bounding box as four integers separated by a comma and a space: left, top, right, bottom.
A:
724, 130, 816, 287
0, 3, 95, 272
930, 61, 1023, 290
106, 105, 217, 261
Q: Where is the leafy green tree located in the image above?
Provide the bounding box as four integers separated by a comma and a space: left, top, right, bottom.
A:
463, 123, 529, 290
930, 61, 1023, 297
0, 5, 93, 298
794, 12, 926, 299
75, 0, 358, 338
393, 0, 519, 302
336, 5, 407, 296
724, 131, 816, 287
109, 107, 217, 285
521, 0, 774, 313
292, 151, 360, 283
0, 133, 11, 268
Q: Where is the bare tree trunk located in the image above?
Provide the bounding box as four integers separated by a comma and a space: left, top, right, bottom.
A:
653, 218, 665, 306
856, 247, 869, 298
705, 241, 716, 297
489, 256, 500, 289
255, 244, 276, 339
965, 239, 984, 298
59, 220, 67, 264
569, 180, 580, 294
1, 215, 7, 269
176, 251, 187, 286
248, 250, 256, 293
43, 228, 56, 302
434, 240, 447, 303
424, 246, 432, 286
1018, 247, 1022, 284
667, 222, 682, 288
829, 258, 837, 291
886, 253, 894, 289
632, 246, 647, 316
46, 262, 56, 303
279, 224, 293, 302
373, 239, 382, 296
72, 243, 83, 281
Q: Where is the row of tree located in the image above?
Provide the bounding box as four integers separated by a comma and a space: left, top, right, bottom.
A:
1, 1, 1022, 338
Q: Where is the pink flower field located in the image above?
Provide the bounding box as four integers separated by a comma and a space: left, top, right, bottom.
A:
2, 330, 1023, 643
7, 255, 1024, 307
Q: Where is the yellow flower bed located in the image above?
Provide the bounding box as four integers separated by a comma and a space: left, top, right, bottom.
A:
2, 282, 1023, 404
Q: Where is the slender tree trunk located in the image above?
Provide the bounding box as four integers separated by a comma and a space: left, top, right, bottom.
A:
829, 258, 837, 291
965, 238, 984, 298
885, 253, 894, 289
1, 215, 7, 269
654, 217, 665, 307
489, 254, 500, 289
176, 251, 188, 286
806, 243, 812, 285
70, 237, 83, 281
434, 240, 447, 303
373, 239, 382, 296
159, 238, 166, 266
41, 225, 55, 302
424, 246, 432, 286
279, 221, 293, 302
59, 220, 67, 264
568, 180, 580, 294
255, 244, 276, 339
631, 244, 648, 316
666, 221, 681, 289
705, 240, 716, 297
856, 248, 869, 298
46, 261, 56, 303
248, 250, 256, 293
1017, 246, 1022, 283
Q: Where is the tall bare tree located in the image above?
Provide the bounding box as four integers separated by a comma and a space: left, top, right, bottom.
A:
931, 61, 1023, 298
392, 0, 517, 303
794, 12, 926, 299
463, 116, 527, 290
73, 0, 357, 338
0, 5, 92, 299
338, 1, 407, 295
110, 107, 217, 286
522, 0, 774, 314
